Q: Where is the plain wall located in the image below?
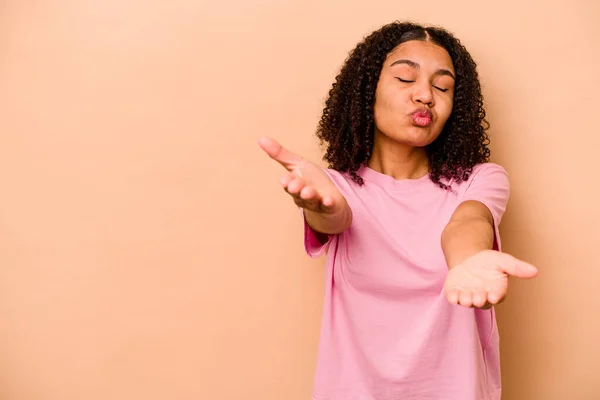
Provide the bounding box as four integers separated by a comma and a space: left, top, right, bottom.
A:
0, 1, 598, 399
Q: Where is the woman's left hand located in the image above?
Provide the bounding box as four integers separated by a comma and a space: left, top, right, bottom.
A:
443, 250, 538, 309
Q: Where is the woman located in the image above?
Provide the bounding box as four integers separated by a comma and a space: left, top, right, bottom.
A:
259, 21, 538, 400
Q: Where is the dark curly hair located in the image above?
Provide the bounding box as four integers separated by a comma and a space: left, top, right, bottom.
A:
316, 21, 490, 189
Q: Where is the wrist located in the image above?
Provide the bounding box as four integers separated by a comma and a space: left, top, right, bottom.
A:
441, 218, 493, 269
304, 202, 352, 235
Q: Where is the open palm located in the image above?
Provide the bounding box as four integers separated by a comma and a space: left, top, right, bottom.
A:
258, 137, 345, 214
444, 250, 538, 309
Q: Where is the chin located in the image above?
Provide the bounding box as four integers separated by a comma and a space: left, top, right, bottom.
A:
390, 128, 441, 147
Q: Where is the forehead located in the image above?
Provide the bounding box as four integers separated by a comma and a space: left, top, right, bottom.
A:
385, 40, 454, 72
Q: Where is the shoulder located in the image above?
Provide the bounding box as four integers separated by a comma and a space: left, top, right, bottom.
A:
468, 162, 509, 181
472, 162, 508, 176
451, 162, 509, 196
319, 168, 366, 201
470, 162, 509, 189
446, 162, 511, 217
322, 168, 357, 188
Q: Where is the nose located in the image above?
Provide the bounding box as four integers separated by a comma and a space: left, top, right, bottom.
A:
412, 80, 434, 107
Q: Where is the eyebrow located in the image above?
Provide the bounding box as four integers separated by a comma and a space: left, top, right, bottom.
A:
389, 59, 455, 80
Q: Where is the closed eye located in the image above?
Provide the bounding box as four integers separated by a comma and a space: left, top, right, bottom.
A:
397, 77, 449, 93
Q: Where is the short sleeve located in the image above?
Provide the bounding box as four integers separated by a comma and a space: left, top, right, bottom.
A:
302, 209, 334, 258
301, 168, 347, 258
460, 163, 510, 251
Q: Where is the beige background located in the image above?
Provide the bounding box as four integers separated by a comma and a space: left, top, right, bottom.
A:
0, 1, 598, 399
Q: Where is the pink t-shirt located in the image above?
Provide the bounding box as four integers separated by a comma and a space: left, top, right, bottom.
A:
303, 163, 509, 400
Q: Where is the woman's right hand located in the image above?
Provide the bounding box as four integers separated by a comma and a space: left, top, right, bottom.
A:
258, 137, 346, 216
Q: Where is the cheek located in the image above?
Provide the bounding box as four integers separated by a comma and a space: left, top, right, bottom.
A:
373, 90, 394, 123
437, 97, 454, 123
374, 99, 407, 133
374, 88, 406, 117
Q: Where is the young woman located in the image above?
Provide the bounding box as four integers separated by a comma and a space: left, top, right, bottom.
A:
259, 21, 538, 400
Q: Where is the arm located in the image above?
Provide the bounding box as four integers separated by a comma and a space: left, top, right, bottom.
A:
441, 200, 495, 269
442, 200, 537, 308
441, 164, 538, 308
259, 136, 352, 245
304, 198, 352, 241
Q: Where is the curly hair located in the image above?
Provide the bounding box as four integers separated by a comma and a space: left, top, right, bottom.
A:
316, 21, 490, 189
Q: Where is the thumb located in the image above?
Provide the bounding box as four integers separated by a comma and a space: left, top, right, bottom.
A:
258, 136, 303, 170
499, 254, 538, 279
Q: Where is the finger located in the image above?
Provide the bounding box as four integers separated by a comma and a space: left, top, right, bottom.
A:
487, 291, 505, 305
297, 187, 321, 210
286, 177, 305, 195
319, 195, 339, 213
458, 291, 473, 307
284, 179, 320, 211
280, 173, 294, 188
472, 291, 488, 308
498, 254, 538, 279
445, 287, 460, 305
258, 137, 303, 170
299, 186, 318, 201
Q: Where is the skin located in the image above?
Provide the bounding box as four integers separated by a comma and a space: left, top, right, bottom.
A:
369, 40, 456, 180
258, 40, 538, 309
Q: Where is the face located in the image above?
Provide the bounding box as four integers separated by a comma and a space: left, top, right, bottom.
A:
373, 40, 455, 147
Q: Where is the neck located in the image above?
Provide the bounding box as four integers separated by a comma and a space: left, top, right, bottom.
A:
367, 131, 429, 180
